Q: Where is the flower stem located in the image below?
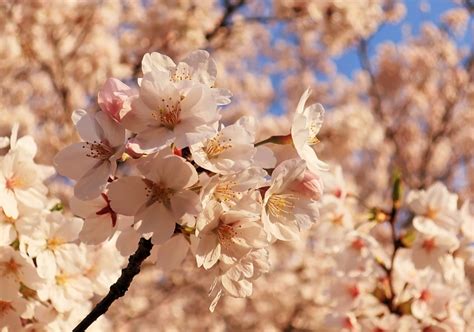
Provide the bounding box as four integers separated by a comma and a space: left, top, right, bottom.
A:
73, 237, 154, 332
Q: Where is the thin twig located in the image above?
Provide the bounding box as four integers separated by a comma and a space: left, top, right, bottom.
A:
205, 0, 246, 41
73, 238, 154, 332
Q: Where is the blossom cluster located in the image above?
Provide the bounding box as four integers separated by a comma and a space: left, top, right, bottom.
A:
0, 126, 123, 331
291, 170, 474, 331
53, 50, 327, 311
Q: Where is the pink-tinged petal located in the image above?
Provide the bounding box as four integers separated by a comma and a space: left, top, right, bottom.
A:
254, 146, 276, 169
74, 162, 111, 200
54, 143, 99, 180
142, 52, 176, 74
122, 97, 154, 132
263, 214, 300, 242
98, 78, 131, 121
157, 155, 198, 189
195, 233, 220, 269
174, 123, 216, 149
182, 50, 217, 85
56, 216, 83, 242
222, 276, 252, 298
155, 234, 189, 271
0, 188, 19, 219
69, 196, 105, 218
136, 203, 175, 244
95, 111, 125, 147
133, 126, 174, 151
170, 190, 200, 219
79, 215, 114, 244
116, 228, 141, 257
108, 176, 148, 216
75, 111, 102, 142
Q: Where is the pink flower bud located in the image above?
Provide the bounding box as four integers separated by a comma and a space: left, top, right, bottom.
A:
98, 78, 134, 122
290, 170, 323, 199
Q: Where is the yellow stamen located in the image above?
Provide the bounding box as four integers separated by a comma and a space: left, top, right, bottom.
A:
203, 133, 232, 159
213, 181, 237, 202
47, 237, 64, 250
266, 193, 296, 217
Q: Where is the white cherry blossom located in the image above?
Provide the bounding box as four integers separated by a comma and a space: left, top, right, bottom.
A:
291, 89, 329, 173
108, 148, 199, 244
196, 194, 267, 269
141, 50, 232, 105
262, 159, 320, 241
54, 110, 126, 200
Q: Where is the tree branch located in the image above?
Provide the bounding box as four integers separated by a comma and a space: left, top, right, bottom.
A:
205, 0, 246, 41
73, 238, 154, 332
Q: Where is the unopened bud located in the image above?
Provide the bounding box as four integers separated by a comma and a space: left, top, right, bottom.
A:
290, 170, 324, 199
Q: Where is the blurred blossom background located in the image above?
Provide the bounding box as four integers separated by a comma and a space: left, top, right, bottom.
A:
0, 0, 473, 330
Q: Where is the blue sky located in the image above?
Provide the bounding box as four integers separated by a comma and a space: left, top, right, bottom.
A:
267, 0, 473, 115
335, 0, 473, 77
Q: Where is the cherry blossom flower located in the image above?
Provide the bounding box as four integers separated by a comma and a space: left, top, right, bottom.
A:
54, 110, 126, 200
141, 50, 232, 105
209, 248, 270, 312
108, 148, 199, 244
262, 159, 320, 241
407, 182, 460, 233
16, 211, 83, 280
190, 117, 259, 175
37, 245, 93, 313
0, 150, 48, 219
70, 194, 133, 245
291, 89, 329, 173
0, 290, 27, 332
123, 59, 219, 151
200, 167, 268, 208
0, 246, 43, 298
196, 194, 267, 269
98, 78, 136, 122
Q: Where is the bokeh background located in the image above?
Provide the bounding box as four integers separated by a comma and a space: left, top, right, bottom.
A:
0, 0, 473, 330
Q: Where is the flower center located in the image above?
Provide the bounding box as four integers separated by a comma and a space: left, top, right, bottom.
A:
82, 140, 114, 160
307, 122, 321, 145
0, 300, 14, 317
422, 238, 436, 252
171, 67, 192, 82
203, 133, 232, 159
217, 223, 237, 247
420, 289, 431, 301
5, 176, 23, 190
424, 206, 438, 219
55, 273, 69, 286
351, 238, 366, 251
266, 193, 296, 217
213, 181, 237, 203
332, 214, 344, 225
47, 237, 64, 250
347, 284, 360, 298
0, 258, 22, 276
145, 180, 174, 208
152, 97, 182, 129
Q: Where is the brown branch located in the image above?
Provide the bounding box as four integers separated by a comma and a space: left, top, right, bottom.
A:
205, 0, 246, 41
73, 238, 154, 332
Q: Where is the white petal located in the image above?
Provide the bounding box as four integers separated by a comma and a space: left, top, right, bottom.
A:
155, 234, 189, 271
108, 176, 148, 216
74, 162, 111, 200
95, 111, 125, 147
54, 143, 99, 180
